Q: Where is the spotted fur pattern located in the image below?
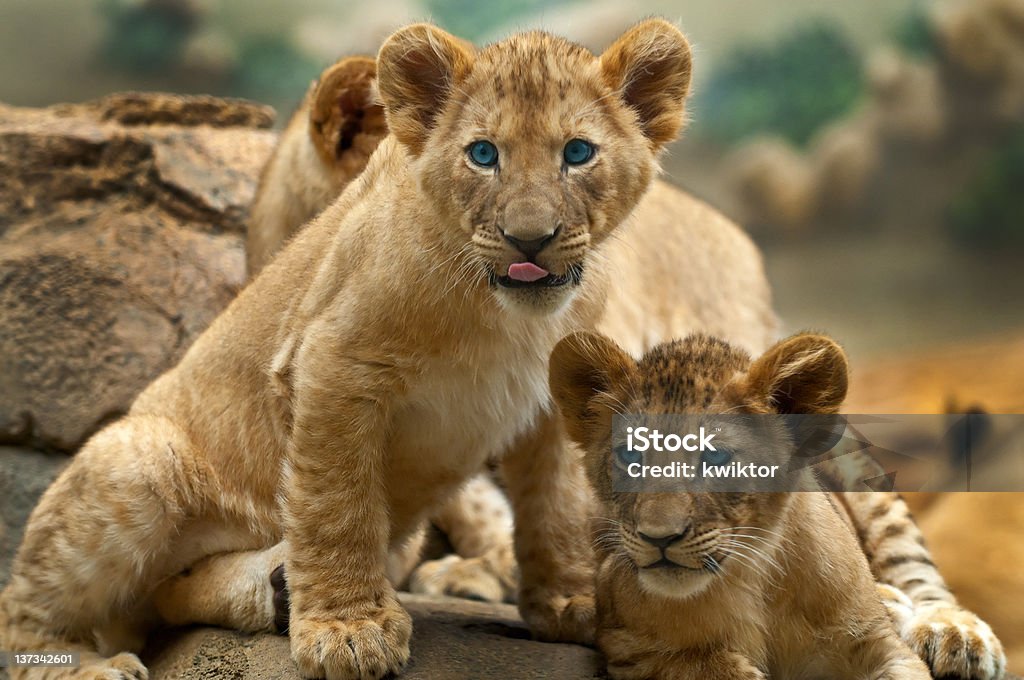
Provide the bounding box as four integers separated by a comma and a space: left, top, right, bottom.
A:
842, 492, 1007, 678
551, 331, 1002, 680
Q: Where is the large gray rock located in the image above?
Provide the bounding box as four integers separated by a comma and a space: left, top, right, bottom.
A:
0, 447, 67, 585
0, 94, 276, 451
145, 595, 605, 680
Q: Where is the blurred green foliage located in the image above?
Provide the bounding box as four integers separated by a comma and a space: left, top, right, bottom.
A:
230, 36, 319, 104
892, 3, 939, 59
99, 0, 197, 73
948, 127, 1024, 249
695, 22, 864, 147
424, 0, 578, 42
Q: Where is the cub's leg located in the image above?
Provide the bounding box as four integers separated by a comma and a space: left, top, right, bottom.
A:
866, 648, 933, 680
431, 474, 513, 559
848, 625, 931, 680
278, 339, 412, 680
409, 544, 517, 604
0, 415, 208, 680
409, 474, 518, 603
501, 413, 596, 644
842, 492, 1007, 679
600, 627, 765, 680
152, 542, 288, 634
151, 529, 426, 634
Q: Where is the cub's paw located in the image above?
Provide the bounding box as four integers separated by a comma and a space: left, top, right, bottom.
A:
900, 602, 1006, 679
704, 651, 766, 680
76, 652, 149, 680
289, 601, 412, 680
519, 591, 596, 646
409, 554, 507, 603
725, 654, 768, 680
271, 563, 291, 634
877, 583, 915, 630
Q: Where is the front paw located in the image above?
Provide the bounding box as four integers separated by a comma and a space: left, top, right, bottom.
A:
519, 591, 596, 645
900, 602, 1006, 679
289, 601, 412, 680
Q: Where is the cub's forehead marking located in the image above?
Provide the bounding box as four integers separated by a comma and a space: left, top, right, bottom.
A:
471, 33, 600, 108
633, 338, 751, 411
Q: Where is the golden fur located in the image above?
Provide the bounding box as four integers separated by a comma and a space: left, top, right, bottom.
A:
247, 56, 387, 277
247, 58, 518, 604
550, 331, 933, 679
243, 55, 776, 358
0, 20, 728, 680
142, 38, 1004, 680
241, 45, 777, 612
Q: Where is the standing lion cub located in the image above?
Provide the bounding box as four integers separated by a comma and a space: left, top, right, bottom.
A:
1, 19, 697, 680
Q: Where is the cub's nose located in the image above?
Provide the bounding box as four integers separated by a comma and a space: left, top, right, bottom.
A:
638, 525, 692, 550
500, 225, 560, 259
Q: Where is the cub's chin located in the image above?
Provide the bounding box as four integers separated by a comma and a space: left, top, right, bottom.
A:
490, 271, 581, 315
637, 566, 717, 600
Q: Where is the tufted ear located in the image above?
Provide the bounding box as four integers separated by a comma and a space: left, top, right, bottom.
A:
377, 24, 475, 155
550, 331, 636, 447
744, 333, 849, 414
308, 56, 388, 170
600, 18, 693, 147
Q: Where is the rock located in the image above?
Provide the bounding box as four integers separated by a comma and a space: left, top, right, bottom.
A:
723, 137, 816, 232
866, 48, 946, 145
0, 94, 276, 451
144, 594, 604, 680
0, 447, 67, 585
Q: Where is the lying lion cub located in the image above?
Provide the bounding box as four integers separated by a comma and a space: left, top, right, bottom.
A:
550, 331, 931, 680
0, 19, 696, 680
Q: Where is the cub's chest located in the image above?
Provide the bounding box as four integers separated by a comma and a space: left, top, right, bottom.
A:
390, 338, 556, 467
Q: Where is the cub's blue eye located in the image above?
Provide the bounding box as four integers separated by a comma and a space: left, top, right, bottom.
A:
701, 448, 733, 468
614, 444, 642, 469
563, 138, 595, 165
468, 140, 499, 167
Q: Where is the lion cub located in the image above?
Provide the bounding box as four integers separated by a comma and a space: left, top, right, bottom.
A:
0, 19, 695, 680
550, 331, 931, 680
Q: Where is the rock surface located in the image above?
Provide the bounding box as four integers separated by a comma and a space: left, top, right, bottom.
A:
0, 447, 67, 585
0, 93, 276, 451
144, 595, 604, 680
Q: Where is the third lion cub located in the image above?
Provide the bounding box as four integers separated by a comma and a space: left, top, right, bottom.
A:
550, 331, 931, 680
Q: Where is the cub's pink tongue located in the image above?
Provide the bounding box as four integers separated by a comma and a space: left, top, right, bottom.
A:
507, 262, 549, 283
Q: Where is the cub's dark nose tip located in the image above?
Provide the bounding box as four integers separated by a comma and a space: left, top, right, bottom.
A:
500, 224, 561, 258
638, 527, 691, 549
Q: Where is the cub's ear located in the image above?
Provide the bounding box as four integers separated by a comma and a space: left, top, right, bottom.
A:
377, 24, 475, 155
600, 18, 693, 147
744, 333, 849, 414
550, 331, 635, 446
308, 56, 388, 171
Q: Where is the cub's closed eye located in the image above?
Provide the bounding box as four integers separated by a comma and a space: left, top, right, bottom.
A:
563, 138, 596, 166
468, 140, 499, 167
701, 447, 733, 468
614, 443, 642, 469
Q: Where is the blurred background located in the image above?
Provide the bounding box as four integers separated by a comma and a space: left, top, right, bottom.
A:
2, 0, 1021, 370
